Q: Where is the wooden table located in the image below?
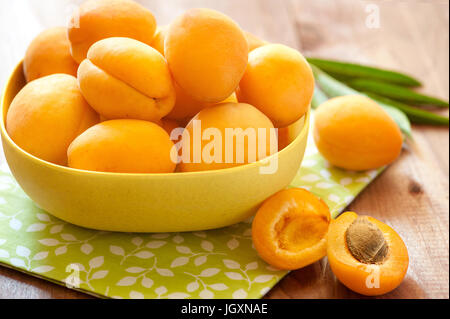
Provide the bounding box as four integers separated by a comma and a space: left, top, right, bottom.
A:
0, 0, 448, 299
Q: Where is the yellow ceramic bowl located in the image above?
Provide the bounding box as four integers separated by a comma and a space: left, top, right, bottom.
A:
1, 62, 310, 232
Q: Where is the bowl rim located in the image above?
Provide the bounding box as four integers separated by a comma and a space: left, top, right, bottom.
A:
1, 60, 310, 179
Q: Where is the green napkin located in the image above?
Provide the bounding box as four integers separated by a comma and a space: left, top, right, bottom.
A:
0, 131, 382, 299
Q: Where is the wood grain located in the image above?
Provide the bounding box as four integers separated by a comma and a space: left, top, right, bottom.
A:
0, 0, 448, 299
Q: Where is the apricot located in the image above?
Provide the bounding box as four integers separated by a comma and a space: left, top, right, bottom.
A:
68, 120, 176, 173
314, 95, 403, 171
277, 116, 306, 151
68, 0, 157, 64
77, 37, 175, 122
151, 25, 168, 56
23, 27, 78, 82
165, 8, 248, 103
237, 44, 314, 128
244, 31, 267, 52
178, 102, 276, 172
327, 212, 409, 296
252, 188, 331, 270
6, 74, 99, 165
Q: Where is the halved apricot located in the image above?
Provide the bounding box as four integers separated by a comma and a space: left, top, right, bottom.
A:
252, 188, 331, 270
327, 212, 409, 296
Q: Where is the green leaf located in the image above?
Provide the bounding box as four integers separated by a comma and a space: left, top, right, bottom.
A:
311, 86, 328, 109
311, 65, 412, 138
307, 57, 421, 87
347, 79, 449, 108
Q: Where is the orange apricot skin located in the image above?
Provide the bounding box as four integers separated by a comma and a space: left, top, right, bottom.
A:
327, 212, 409, 296
165, 8, 248, 103
244, 31, 267, 52
24, 27, 78, 82
6, 74, 99, 165
237, 44, 314, 128
68, 119, 176, 174
252, 188, 331, 270
314, 95, 403, 171
178, 102, 276, 172
151, 26, 168, 56
77, 37, 175, 122
68, 0, 157, 64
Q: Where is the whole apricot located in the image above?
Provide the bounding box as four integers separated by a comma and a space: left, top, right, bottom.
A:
78, 37, 175, 122
6, 74, 99, 165
68, 0, 157, 63
179, 102, 276, 172
165, 8, 248, 103
24, 27, 78, 82
151, 25, 168, 56
314, 95, 403, 171
68, 120, 176, 174
244, 31, 267, 52
237, 44, 314, 128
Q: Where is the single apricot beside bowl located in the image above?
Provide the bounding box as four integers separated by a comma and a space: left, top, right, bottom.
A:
68, 0, 157, 64
237, 44, 314, 128
314, 95, 403, 171
68, 119, 176, 174
327, 212, 409, 296
178, 102, 276, 172
6, 74, 99, 165
24, 27, 78, 82
165, 8, 248, 103
252, 188, 331, 270
78, 37, 175, 122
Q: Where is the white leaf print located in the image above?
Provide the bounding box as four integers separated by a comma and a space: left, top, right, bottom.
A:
201, 240, 213, 252
155, 286, 167, 295
156, 268, 174, 277
10, 258, 26, 267
89, 256, 104, 269
91, 270, 108, 280
109, 245, 125, 256
186, 281, 199, 292
232, 289, 248, 299
301, 174, 320, 182
126, 267, 146, 273
146, 241, 166, 249
223, 259, 240, 269
117, 276, 137, 286
26, 223, 46, 232
194, 255, 207, 266
193, 231, 207, 238
199, 289, 214, 299
340, 177, 353, 186
61, 233, 77, 241
168, 292, 190, 299
199, 268, 220, 277
210, 283, 228, 291
225, 272, 244, 280
171, 256, 189, 268
242, 228, 252, 237
81, 243, 93, 255
71, 263, 86, 272
32, 266, 54, 273
49, 224, 63, 234
151, 233, 170, 239
141, 277, 153, 288
227, 238, 239, 250
131, 237, 143, 246
129, 291, 144, 299
36, 213, 50, 222
39, 239, 60, 246
316, 182, 334, 189
9, 218, 22, 230
0, 249, 9, 258
55, 246, 67, 256
328, 194, 340, 203
16, 246, 30, 257
172, 235, 184, 244
245, 261, 258, 270
176, 246, 192, 254
33, 251, 49, 261
254, 275, 274, 283
134, 251, 154, 259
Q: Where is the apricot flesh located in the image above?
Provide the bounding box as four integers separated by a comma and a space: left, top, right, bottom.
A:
68, 120, 176, 173
179, 102, 276, 172
314, 95, 403, 171
68, 0, 157, 64
24, 27, 78, 82
78, 37, 175, 122
6, 74, 99, 165
165, 8, 248, 103
237, 44, 314, 128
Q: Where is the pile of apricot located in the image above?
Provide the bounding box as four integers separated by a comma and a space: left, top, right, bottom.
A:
7, 0, 314, 174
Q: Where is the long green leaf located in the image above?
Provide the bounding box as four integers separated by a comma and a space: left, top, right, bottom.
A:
347, 79, 449, 108
311, 65, 412, 138
311, 86, 328, 109
307, 58, 421, 87
365, 92, 449, 126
